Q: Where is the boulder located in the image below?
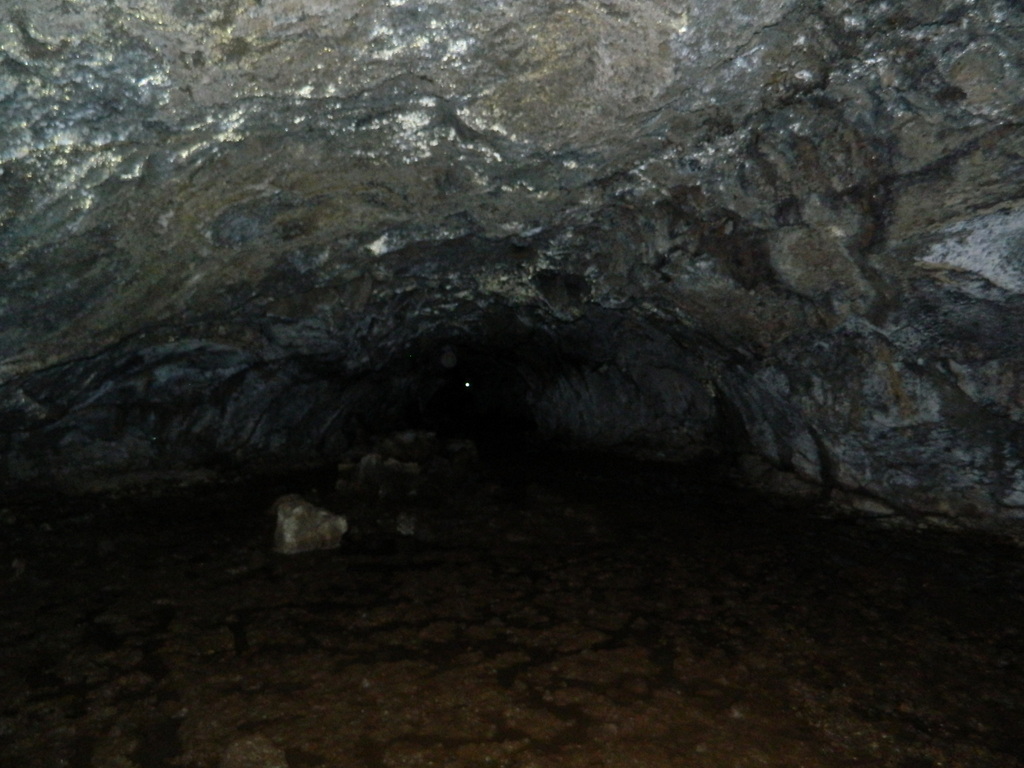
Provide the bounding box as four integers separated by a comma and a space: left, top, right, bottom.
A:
271, 495, 348, 555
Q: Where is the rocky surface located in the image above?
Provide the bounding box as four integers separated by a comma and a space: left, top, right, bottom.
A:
1, 0, 1024, 522
2, 457, 1024, 767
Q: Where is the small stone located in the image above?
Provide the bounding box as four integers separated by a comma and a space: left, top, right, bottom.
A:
396, 511, 417, 537
378, 430, 440, 462
271, 494, 348, 555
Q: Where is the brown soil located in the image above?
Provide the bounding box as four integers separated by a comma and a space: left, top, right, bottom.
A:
2, 454, 1023, 767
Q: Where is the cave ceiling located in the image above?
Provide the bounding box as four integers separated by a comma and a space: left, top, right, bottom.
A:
1, 0, 1024, 522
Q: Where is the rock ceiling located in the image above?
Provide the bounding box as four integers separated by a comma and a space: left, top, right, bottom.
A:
1, 0, 1023, 523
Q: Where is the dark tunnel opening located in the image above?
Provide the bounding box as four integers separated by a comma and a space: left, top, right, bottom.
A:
350, 312, 746, 493
0, 308, 753, 499
403, 342, 540, 448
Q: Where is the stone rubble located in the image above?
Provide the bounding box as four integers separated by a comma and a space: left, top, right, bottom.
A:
336, 431, 481, 537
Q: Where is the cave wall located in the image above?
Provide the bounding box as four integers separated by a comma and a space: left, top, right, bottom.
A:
1, 0, 1023, 519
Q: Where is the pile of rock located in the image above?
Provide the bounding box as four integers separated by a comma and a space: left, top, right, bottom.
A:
270, 431, 480, 554
335, 430, 479, 505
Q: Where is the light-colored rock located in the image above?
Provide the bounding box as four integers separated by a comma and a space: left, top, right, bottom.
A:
272, 494, 348, 555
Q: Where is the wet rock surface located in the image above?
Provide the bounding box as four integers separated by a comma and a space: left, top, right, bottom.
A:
2, 454, 1024, 767
1, 0, 1024, 523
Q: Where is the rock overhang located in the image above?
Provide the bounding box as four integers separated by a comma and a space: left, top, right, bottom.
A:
1, 0, 1024, 524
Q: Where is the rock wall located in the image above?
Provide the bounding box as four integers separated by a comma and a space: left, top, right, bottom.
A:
1, 0, 1023, 519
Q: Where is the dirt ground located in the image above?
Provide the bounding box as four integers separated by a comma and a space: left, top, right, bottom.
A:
2, 452, 1024, 767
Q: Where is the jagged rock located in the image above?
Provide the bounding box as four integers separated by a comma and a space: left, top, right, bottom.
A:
271, 494, 348, 555
377, 430, 441, 464
352, 452, 421, 501
341, 432, 479, 504
0, 0, 1023, 525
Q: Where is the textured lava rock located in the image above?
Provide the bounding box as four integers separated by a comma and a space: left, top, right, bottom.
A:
1, 0, 1023, 521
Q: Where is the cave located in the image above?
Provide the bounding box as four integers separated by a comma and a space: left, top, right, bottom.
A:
3, 1, 1024, 766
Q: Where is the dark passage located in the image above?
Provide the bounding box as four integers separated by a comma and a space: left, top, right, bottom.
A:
398, 340, 545, 456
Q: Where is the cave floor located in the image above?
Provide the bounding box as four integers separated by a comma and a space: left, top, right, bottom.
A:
2, 454, 1024, 768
